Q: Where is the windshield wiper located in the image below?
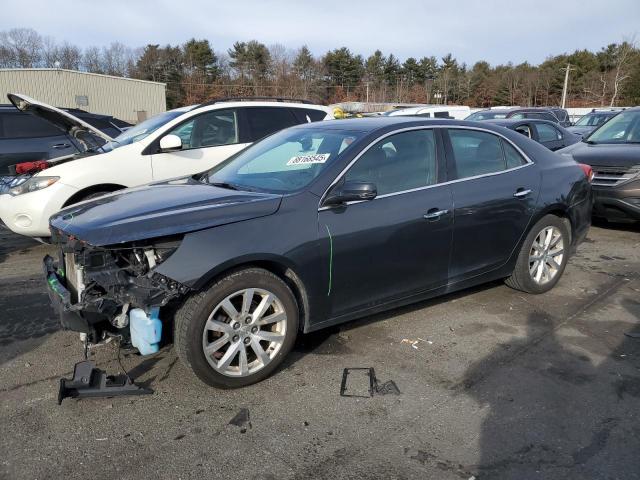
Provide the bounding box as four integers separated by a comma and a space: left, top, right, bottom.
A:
210, 181, 240, 190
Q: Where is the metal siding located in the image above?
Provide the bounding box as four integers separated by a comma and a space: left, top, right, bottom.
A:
0, 69, 166, 124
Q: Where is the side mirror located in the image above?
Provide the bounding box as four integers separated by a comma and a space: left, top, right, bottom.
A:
159, 134, 182, 152
323, 181, 377, 206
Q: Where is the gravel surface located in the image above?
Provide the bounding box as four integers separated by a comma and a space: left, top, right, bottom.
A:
1, 221, 639, 480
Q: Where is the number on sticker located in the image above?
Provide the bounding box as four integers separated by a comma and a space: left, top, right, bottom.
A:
286, 153, 330, 166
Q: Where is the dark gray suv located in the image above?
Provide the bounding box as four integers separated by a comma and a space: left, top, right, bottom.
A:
0, 104, 130, 174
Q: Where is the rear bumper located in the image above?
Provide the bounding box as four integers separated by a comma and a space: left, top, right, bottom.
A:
569, 195, 592, 252
592, 181, 640, 221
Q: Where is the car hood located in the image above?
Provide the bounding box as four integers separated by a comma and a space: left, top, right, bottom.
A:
8, 93, 114, 150
558, 141, 640, 167
49, 177, 283, 246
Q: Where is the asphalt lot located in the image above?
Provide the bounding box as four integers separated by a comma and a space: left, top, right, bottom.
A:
1, 221, 639, 480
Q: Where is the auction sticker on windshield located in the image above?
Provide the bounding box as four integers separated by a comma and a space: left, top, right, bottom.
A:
286, 153, 330, 166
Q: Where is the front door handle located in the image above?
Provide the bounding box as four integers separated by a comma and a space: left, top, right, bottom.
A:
513, 188, 532, 198
423, 208, 449, 220
52, 143, 72, 149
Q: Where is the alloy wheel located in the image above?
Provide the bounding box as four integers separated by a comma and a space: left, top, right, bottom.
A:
201, 288, 287, 377
528, 226, 564, 285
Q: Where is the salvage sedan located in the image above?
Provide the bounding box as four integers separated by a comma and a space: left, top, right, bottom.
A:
44, 117, 593, 388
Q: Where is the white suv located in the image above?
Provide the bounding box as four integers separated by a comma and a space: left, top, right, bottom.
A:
0, 94, 332, 238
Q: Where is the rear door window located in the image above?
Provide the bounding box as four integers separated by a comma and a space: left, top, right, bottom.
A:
245, 107, 299, 141
0, 112, 63, 139
535, 123, 562, 142
447, 129, 507, 179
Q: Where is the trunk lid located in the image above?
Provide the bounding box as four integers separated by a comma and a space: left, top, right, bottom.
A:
8, 93, 114, 152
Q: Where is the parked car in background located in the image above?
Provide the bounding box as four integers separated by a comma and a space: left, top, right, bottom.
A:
44, 117, 592, 388
0, 103, 131, 174
558, 108, 640, 223
0, 94, 333, 238
467, 107, 571, 126
487, 118, 581, 151
384, 105, 471, 120
566, 109, 622, 138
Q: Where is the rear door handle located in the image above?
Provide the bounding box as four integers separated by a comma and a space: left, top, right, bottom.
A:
513, 188, 532, 198
423, 209, 449, 220
52, 143, 72, 149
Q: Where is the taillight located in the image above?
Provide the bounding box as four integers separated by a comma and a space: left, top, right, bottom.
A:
15, 160, 48, 175
578, 163, 594, 183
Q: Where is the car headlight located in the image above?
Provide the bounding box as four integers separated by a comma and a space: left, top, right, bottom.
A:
9, 176, 60, 196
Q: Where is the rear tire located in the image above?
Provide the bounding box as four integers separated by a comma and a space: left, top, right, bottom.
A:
174, 268, 298, 388
505, 215, 570, 294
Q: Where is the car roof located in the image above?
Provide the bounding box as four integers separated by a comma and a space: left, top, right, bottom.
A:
191, 100, 329, 113
287, 117, 512, 133
486, 118, 559, 126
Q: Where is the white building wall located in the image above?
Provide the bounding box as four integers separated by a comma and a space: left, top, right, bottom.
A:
0, 68, 166, 124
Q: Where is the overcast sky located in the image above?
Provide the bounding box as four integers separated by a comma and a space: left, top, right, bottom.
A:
2, 0, 638, 65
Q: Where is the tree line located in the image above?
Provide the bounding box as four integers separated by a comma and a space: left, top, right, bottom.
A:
1, 27, 639, 109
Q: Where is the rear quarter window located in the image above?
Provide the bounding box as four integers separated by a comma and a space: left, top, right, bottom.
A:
291, 108, 328, 123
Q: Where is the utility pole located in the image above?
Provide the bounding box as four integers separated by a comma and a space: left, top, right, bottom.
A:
365, 82, 369, 103
561, 64, 573, 108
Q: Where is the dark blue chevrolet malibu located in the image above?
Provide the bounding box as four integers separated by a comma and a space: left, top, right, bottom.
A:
45, 117, 592, 388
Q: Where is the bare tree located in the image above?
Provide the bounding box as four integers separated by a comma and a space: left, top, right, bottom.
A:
0, 28, 43, 67
610, 38, 635, 106
82, 46, 103, 73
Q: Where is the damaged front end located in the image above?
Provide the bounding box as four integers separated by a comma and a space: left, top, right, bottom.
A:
44, 229, 190, 352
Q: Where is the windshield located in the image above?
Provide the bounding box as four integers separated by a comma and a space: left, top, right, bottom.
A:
575, 112, 616, 127
103, 110, 187, 150
207, 127, 365, 193
465, 110, 508, 121
585, 110, 640, 144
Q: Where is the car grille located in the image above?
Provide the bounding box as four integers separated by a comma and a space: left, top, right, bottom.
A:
591, 165, 640, 187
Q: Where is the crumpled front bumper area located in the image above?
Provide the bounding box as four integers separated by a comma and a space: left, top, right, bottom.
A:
43, 233, 189, 344
43, 254, 95, 334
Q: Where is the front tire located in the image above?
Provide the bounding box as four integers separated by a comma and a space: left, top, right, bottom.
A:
174, 268, 298, 388
505, 215, 570, 294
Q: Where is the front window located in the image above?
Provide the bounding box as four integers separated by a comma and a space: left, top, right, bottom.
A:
207, 127, 364, 193
104, 110, 186, 150
345, 129, 437, 195
586, 110, 640, 144
168, 109, 238, 149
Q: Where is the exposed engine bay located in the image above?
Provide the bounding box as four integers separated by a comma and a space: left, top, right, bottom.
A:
45, 230, 189, 345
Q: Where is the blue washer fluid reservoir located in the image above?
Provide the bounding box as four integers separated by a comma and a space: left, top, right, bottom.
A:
129, 307, 162, 355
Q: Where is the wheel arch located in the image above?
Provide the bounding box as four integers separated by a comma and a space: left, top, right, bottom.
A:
530, 204, 573, 244
62, 183, 127, 207
192, 255, 311, 333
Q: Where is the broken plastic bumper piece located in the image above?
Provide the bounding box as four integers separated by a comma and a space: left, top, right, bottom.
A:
58, 360, 153, 404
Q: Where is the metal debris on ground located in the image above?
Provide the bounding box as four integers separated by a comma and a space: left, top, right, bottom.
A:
340, 368, 401, 397
401, 338, 432, 349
